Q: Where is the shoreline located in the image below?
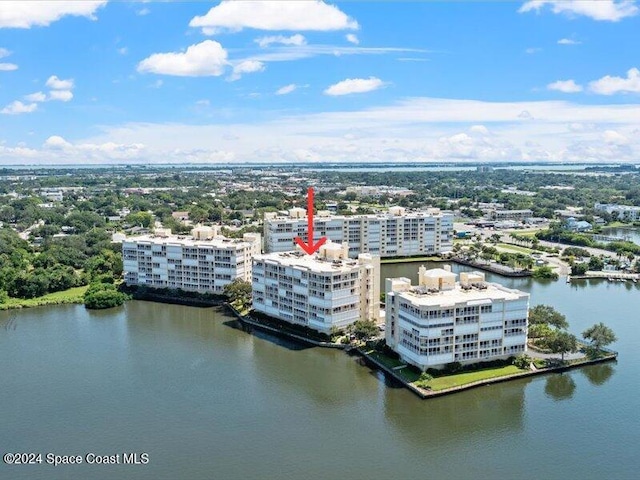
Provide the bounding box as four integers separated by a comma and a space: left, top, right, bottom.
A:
224, 304, 618, 400
357, 348, 618, 399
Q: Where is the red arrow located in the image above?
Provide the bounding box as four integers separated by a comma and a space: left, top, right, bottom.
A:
295, 187, 327, 255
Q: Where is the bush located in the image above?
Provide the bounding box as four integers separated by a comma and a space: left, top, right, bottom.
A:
84, 283, 128, 310
415, 372, 433, 389
513, 353, 533, 369
0, 289, 7, 304
444, 361, 463, 374
532, 266, 559, 280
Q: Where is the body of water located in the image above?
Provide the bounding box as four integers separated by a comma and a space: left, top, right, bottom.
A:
2, 269, 639, 480
601, 227, 640, 245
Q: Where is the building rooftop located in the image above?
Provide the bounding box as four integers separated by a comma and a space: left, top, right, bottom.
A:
123, 233, 257, 248
254, 250, 367, 273
393, 282, 527, 307
266, 207, 451, 222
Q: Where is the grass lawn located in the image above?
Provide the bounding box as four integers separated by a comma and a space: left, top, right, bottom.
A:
1, 286, 89, 310
515, 231, 539, 238
366, 350, 421, 382
424, 365, 524, 391
497, 243, 534, 254
605, 221, 634, 228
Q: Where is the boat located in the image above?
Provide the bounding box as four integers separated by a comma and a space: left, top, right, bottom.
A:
633, 278, 638, 283
608, 277, 614, 282
566, 276, 571, 283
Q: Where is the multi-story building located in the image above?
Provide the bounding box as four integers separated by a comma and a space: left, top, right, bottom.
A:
264, 206, 453, 258
252, 242, 380, 335
594, 203, 640, 222
385, 266, 529, 370
122, 226, 261, 294
488, 209, 533, 221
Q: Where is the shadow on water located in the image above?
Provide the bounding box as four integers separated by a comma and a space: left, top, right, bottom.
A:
383, 376, 531, 447
221, 319, 315, 351
544, 373, 576, 401
581, 362, 615, 387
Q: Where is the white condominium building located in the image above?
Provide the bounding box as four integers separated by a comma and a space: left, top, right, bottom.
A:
385, 266, 529, 370
594, 203, 640, 222
122, 226, 261, 294
252, 242, 380, 335
264, 206, 453, 258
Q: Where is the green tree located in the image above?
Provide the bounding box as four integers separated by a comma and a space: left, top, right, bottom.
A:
0, 289, 8, 304
528, 305, 569, 330
125, 211, 154, 228
415, 372, 433, 389
350, 319, 379, 340
588, 256, 604, 271
546, 330, 578, 361
582, 323, 617, 352
84, 283, 127, 310
223, 279, 252, 307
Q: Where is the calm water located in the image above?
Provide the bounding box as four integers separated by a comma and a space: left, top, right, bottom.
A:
601, 227, 640, 245
1, 268, 639, 480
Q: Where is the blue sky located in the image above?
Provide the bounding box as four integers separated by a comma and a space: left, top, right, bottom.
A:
1, 0, 639, 164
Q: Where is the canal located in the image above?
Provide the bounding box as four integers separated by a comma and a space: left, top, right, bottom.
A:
1, 266, 638, 479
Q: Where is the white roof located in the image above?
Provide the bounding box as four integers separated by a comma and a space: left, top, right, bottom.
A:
254, 251, 362, 273
393, 283, 528, 307
123, 234, 256, 249
422, 268, 457, 278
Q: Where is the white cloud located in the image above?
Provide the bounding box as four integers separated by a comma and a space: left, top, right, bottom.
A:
190, 0, 358, 34
0, 1, 107, 28
0, 47, 17, 70
603, 130, 629, 145
136, 8, 150, 17
229, 60, 265, 81
24, 92, 47, 102
236, 45, 426, 65
117, 47, 128, 55
324, 77, 386, 96
6, 96, 640, 163
276, 84, 297, 95
346, 33, 359, 45
558, 38, 581, 45
0, 144, 39, 159
525, 47, 542, 54
46, 75, 74, 90
255, 34, 306, 48
44, 135, 72, 149
547, 79, 583, 93
519, 1, 638, 22
43, 135, 146, 161
588, 68, 640, 95
1, 100, 38, 115
137, 40, 228, 77
469, 125, 491, 135
48, 90, 74, 102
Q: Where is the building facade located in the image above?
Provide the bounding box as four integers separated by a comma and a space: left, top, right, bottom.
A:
385, 266, 529, 370
264, 206, 453, 258
252, 242, 380, 335
594, 203, 640, 222
489, 209, 534, 221
122, 226, 261, 294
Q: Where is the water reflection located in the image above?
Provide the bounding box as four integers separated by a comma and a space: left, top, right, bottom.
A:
383, 379, 529, 448
544, 373, 576, 401
581, 363, 615, 387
